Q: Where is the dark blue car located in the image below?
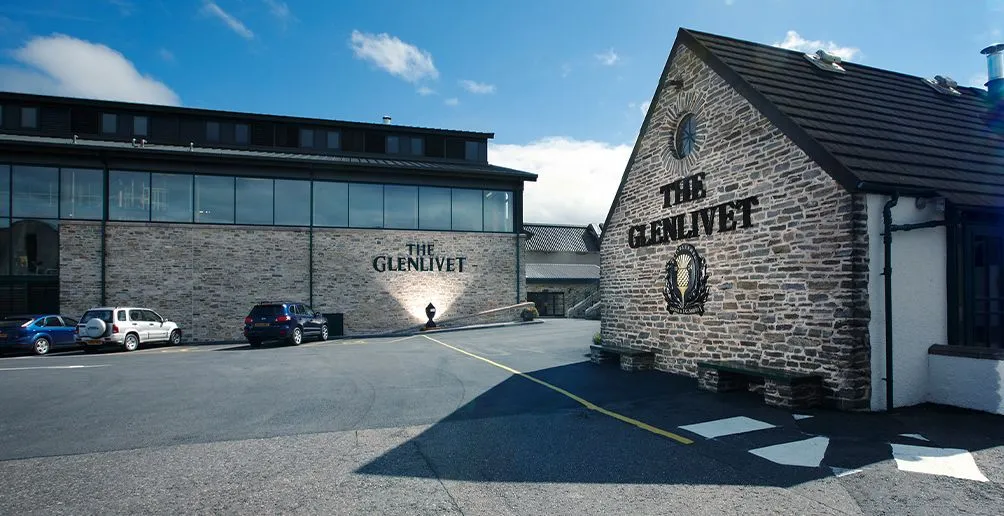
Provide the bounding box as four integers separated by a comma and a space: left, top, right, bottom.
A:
0, 314, 81, 355
242, 302, 328, 348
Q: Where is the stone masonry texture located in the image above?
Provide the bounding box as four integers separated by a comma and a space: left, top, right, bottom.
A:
600, 44, 871, 410
526, 282, 599, 315
60, 223, 524, 341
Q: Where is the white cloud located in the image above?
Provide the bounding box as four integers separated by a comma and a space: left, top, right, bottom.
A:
725, 0, 735, 5
158, 48, 175, 62
349, 30, 438, 83
108, 0, 133, 16
773, 30, 859, 62
460, 79, 495, 94
0, 34, 181, 105
202, 1, 254, 40
263, 0, 293, 28
417, 86, 436, 96
490, 137, 631, 225
595, 48, 619, 66
639, 100, 651, 117
444, 97, 459, 106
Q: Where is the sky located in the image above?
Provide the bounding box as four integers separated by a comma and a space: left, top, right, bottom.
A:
0, 0, 1001, 226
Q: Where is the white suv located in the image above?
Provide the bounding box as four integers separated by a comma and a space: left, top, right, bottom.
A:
76, 307, 182, 352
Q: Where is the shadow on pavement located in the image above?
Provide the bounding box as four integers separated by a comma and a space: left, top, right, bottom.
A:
356, 359, 1004, 488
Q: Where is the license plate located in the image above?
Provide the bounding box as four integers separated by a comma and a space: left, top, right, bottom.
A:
254, 323, 270, 327
0, 333, 5, 338
87, 340, 101, 345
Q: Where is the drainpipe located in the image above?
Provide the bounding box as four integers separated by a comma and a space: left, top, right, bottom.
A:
100, 156, 109, 306
515, 231, 521, 305
882, 193, 898, 412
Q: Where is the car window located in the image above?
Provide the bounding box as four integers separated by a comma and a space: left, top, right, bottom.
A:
303, 305, 314, 316
145, 310, 162, 323
81, 310, 113, 324
61, 317, 78, 327
250, 304, 283, 317
0, 317, 32, 327
129, 310, 145, 322
117, 311, 128, 321
42, 316, 61, 327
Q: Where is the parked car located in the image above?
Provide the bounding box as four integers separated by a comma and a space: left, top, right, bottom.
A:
0, 314, 81, 355
243, 301, 328, 347
76, 307, 182, 352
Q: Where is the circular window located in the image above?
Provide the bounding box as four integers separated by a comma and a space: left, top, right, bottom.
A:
674, 113, 698, 159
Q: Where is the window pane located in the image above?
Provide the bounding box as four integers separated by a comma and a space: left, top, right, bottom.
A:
102, 113, 117, 134
452, 188, 483, 231
60, 168, 104, 220
207, 122, 220, 142
108, 171, 150, 221
483, 190, 513, 232
274, 179, 310, 226
12, 165, 59, 218
195, 176, 234, 223
151, 173, 192, 222
387, 136, 399, 154
236, 177, 273, 225
312, 181, 348, 227
384, 185, 417, 229
133, 116, 148, 136
0, 165, 9, 217
326, 131, 340, 149
300, 129, 314, 148
11, 219, 58, 276
349, 183, 383, 228
411, 137, 424, 156
0, 218, 9, 275
419, 186, 451, 230
465, 141, 479, 160
21, 107, 37, 128
235, 124, 249, 144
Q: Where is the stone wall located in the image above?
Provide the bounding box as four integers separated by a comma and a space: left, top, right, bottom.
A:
600, 44, 871, 409
60, 223, 523, 341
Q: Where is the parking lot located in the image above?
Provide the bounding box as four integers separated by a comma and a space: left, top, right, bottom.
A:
1, 319, 1002, 515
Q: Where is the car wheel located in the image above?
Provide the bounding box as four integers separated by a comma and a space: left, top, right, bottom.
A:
169, 330, 181, 346
319, 324, 328, 342
248, 339, 261, 348
123, 333, 140, 352
289, 327, 303, 346
33, 337, 51, 356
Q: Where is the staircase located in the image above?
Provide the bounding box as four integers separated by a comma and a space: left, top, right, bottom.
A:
566, 289, 601, 319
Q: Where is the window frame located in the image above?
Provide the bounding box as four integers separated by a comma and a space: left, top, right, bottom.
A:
133, 115, 148, 137
20, 107, 38, 129
102, 113, 118, 134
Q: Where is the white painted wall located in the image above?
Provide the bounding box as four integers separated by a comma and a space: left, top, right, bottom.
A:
929, 355, 1004, 414
866, 194, 947, 411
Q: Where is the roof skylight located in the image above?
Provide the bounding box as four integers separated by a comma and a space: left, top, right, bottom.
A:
804, 49, 846, 74
923, 75, 962, 97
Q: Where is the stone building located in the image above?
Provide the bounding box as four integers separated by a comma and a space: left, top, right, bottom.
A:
522, 223, 601, 317
601, 28, 1004, 414
0, 92, 536, 340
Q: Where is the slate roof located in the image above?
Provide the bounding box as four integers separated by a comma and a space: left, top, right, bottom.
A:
0, 134, 538, 181
684, 28, 1004, 207
603, 27, 1004, 237
523, 223, 600, 253
525, 263, 600, 281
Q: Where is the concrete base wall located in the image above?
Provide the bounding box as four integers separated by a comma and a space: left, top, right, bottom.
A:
929, 355, 1004, 415
60, 222, 523, 341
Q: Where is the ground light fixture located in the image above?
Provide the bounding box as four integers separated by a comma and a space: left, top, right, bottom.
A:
425, 303, 437, 329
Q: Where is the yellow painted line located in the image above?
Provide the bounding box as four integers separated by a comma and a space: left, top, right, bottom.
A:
420, 335, 693, 445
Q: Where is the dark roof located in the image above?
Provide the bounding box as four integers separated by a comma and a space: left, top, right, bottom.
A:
602, 28, 1004, 239
683, 29, 1004, 207
525, 263, 600, 281
0, 91, 494, 139
523, 223, 600, 253
0, 134, 538, 181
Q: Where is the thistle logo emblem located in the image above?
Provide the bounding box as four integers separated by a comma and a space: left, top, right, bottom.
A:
663, 244, 710, 315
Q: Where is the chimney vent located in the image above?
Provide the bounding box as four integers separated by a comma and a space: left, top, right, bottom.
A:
981, 43, 1004, 100
382, 115, 392, 125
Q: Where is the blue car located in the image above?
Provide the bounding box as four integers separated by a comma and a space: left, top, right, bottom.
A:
0, 314, 81, 356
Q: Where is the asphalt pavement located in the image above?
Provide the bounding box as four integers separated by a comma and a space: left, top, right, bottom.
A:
0, 319, 1002, 515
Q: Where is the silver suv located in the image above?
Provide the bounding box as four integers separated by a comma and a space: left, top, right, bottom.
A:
76, 307, 182, 352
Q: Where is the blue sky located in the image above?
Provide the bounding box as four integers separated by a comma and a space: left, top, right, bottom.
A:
0, 0, 1001, 223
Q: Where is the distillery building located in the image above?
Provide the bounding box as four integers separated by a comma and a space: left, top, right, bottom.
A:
0, 92, 536, 340
601, 28, 1004, 414
523, 223, 601, 317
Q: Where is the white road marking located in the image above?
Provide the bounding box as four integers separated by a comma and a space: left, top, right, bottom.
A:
793, 414, 813, 420
890, 444, 988, 482
749, 436, 830, 468
678, 416, 776, 439
388, 336, 416, 343
0, 364, 109, 371
831, 467, 864, 477
898, 433, 929, 441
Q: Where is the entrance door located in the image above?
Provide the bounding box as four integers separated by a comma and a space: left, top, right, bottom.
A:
527, 292, 566, 317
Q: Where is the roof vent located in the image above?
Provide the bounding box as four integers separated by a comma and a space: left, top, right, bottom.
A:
804, 49, 846, 74
382, 115, 392, 124
923, 75, 961, 97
